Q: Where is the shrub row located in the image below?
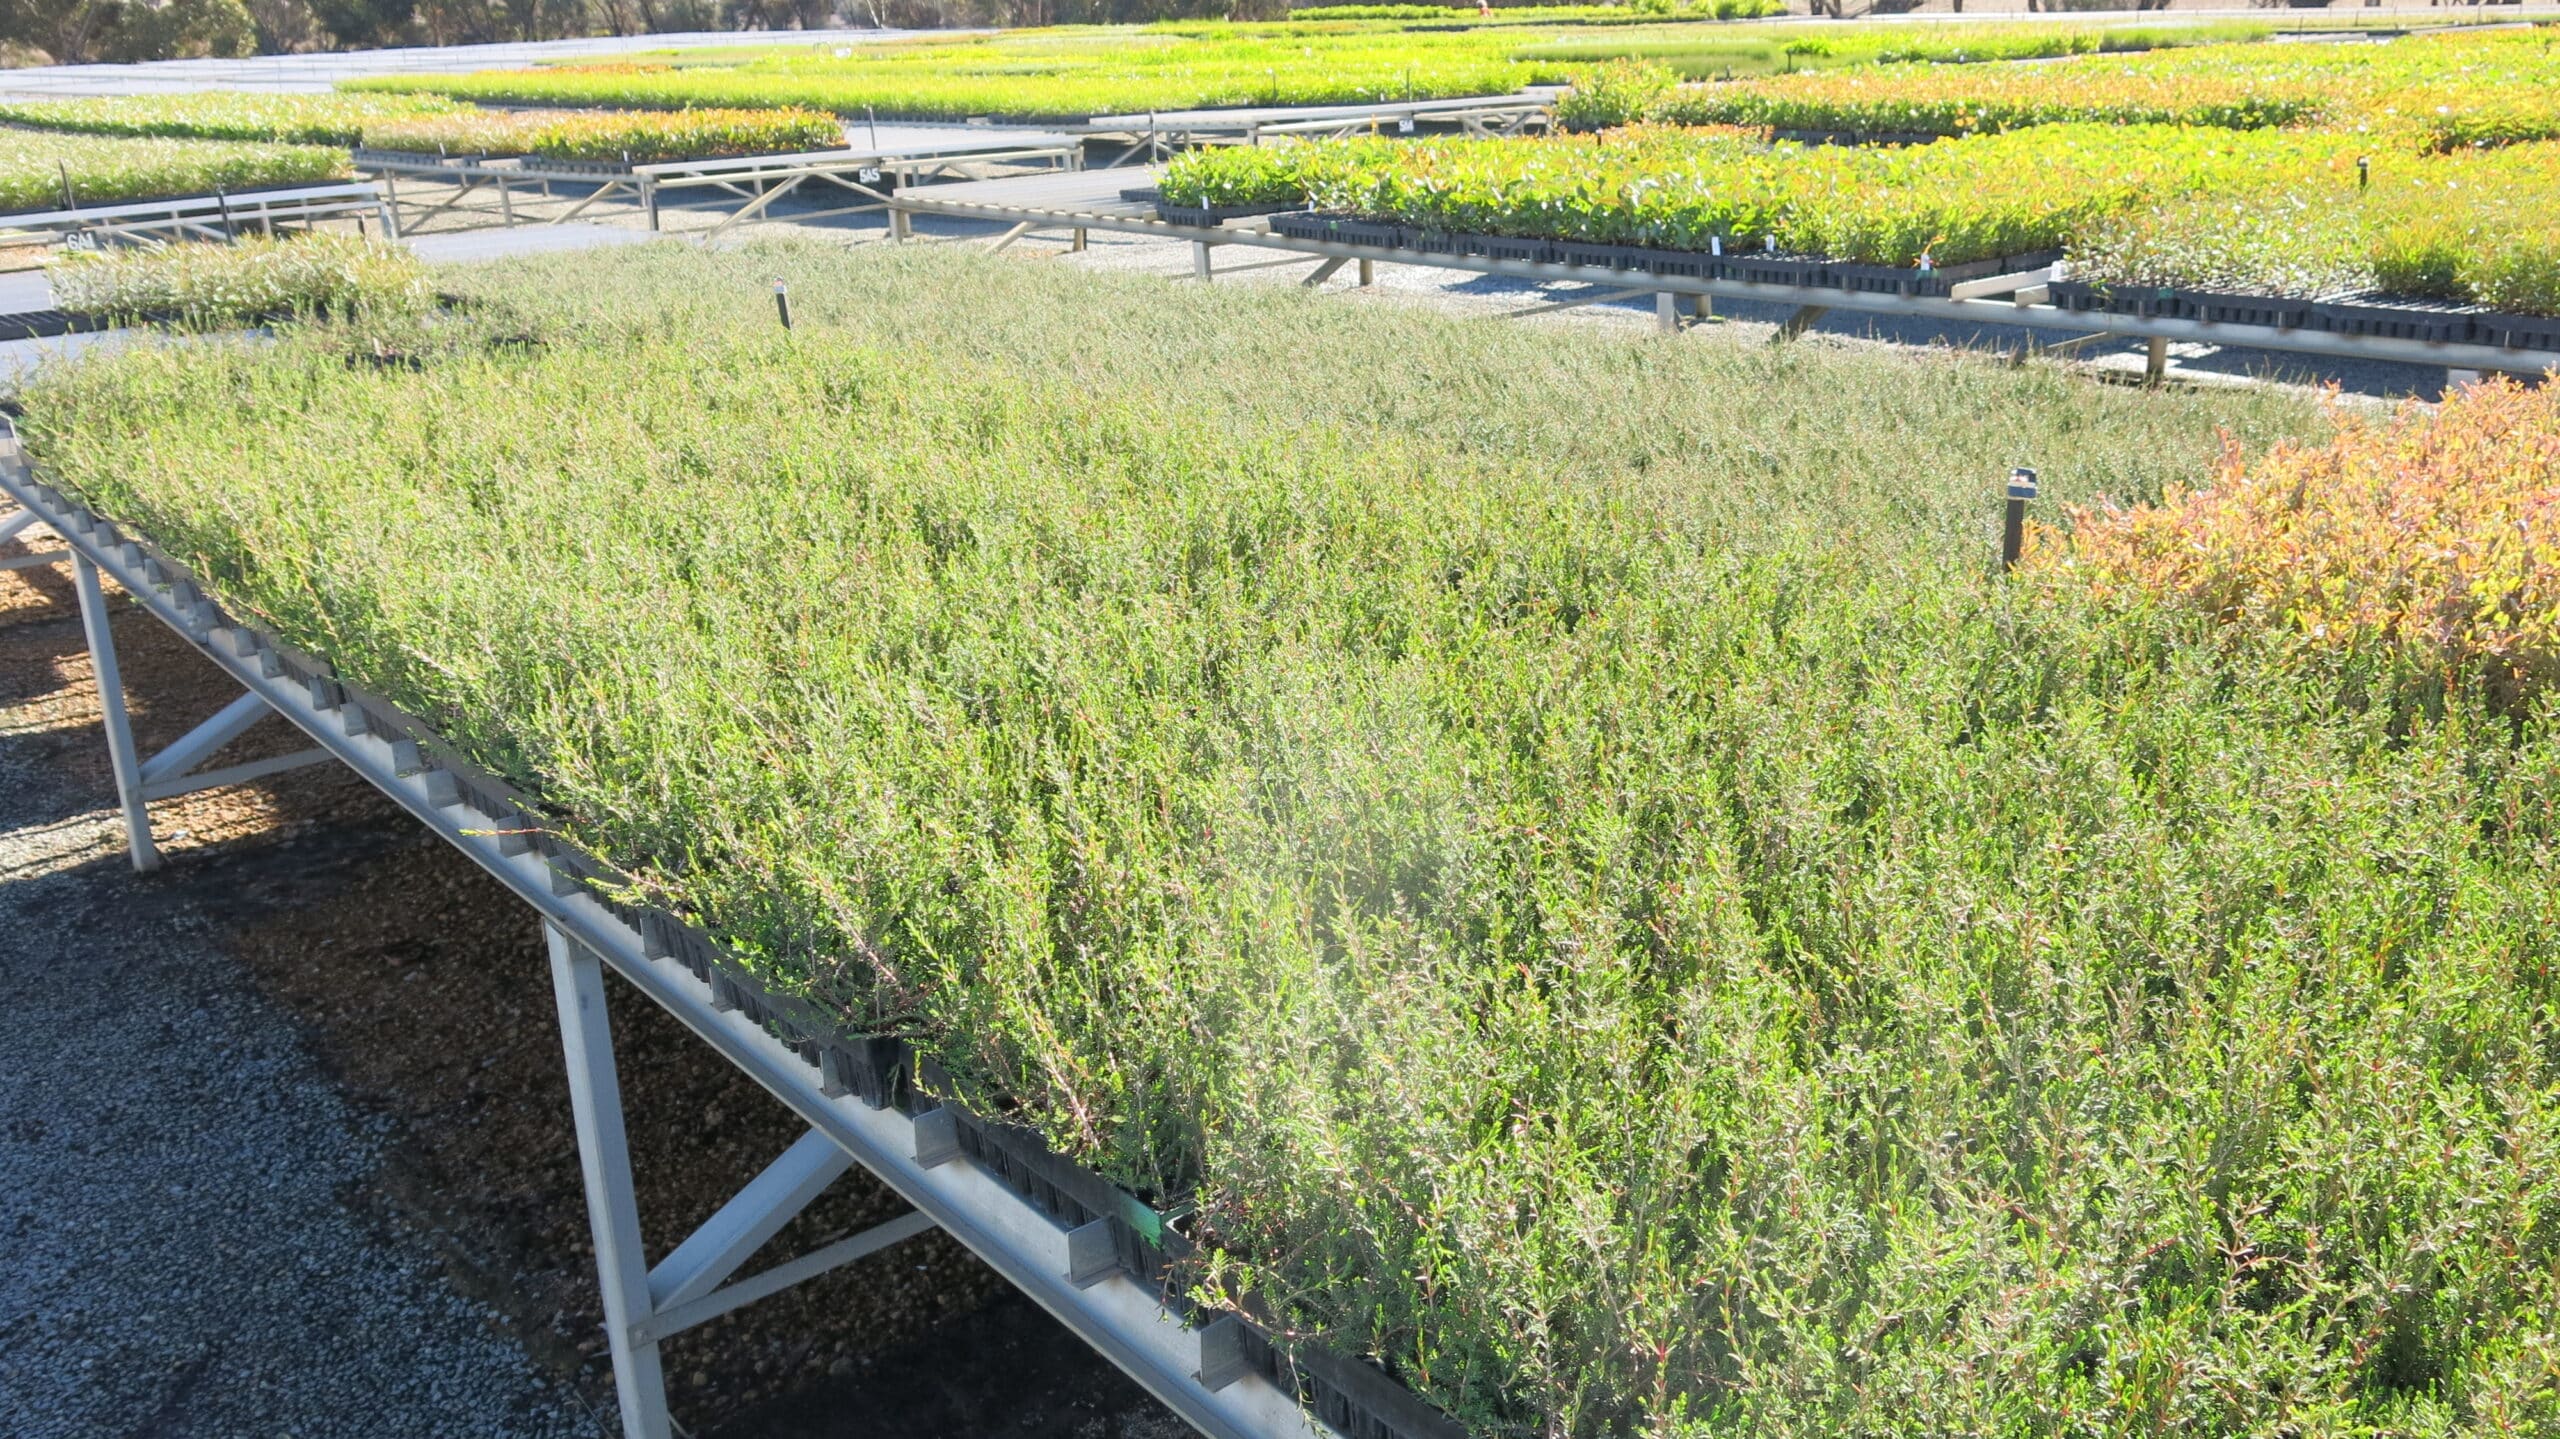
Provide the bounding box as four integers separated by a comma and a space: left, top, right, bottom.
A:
342, 14, 2313, 122
46, 231, 431, 328
0, 91, 460, 146
1290, 2, 1782, 20
0, 91, 846, 165
358, 106, 844, 163
1169, 121, 2560, 313
2031, 376, 2560, 708
1651, 59, 2322, 135
346, 26, 1563, 121
1510, 16, 2285, 86
2068, 142, 2560, 317
1653, 24, 2560, 143
0, 131, 348, 214
1164, 125, 2367, 268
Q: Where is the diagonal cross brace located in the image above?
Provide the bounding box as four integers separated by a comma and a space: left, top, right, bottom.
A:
132, 684, 333, 802
73, 552, 156, 872
699, 171, 813, 242
648, 1128, 853, 1310
1771, 304, 1831, 343
631, 1209, 937, 1347
0, 506, 64, 571
141, 689, 272, 786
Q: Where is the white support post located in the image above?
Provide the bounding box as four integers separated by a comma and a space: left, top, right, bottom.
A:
2145, 335, 2170, 385
546, 921, 674, 1439
1193, 240, 1214, 282
1656, 291, 1679, 334
1356, 258, 1374, 287
72, 552, 158, 873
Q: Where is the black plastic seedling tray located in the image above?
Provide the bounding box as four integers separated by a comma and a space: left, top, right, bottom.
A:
1268, 212, 1407, 249
2306, 294, 2485, 345
1146, 197, 1300, 227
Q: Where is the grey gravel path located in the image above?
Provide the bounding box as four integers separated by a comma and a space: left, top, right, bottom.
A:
0, 608, 603, 1437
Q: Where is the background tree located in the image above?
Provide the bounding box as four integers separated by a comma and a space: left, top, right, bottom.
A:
0, 0, 258, 61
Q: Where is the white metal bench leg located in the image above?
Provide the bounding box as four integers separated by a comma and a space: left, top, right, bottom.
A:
546, 921, 925, 1438
72, 552, 158, 872
548, 920, 674, 1439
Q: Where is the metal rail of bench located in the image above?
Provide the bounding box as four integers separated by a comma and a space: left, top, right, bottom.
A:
1075, 94, 1556, 166
355, 150, 652, 234
361, 142, 1084, 240
638, 142, 1084, 240
0, 444, 1417, 1439
0, 182, 393, 246
1242, 101, 1553, 144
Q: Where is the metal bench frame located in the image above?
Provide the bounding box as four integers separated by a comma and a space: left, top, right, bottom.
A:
0, 182, 394, 247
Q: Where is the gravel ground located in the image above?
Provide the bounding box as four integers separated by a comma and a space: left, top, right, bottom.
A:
0, 570, 602, 1437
